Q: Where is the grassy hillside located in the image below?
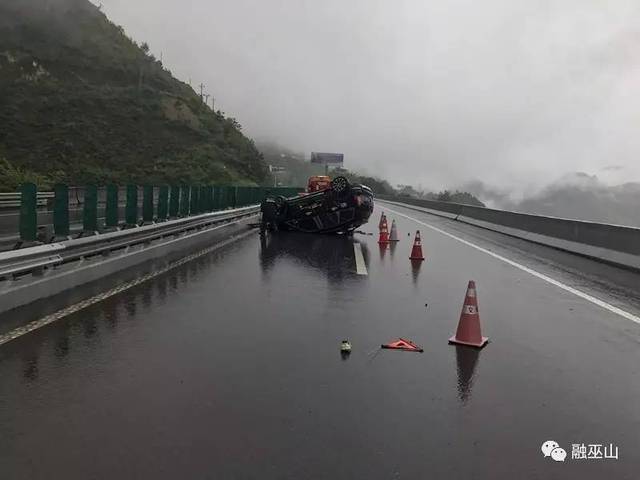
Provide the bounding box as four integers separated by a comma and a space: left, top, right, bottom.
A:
0, 0, 268, 190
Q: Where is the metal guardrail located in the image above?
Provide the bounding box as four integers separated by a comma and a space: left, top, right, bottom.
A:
7, 184, 303, 245
0, 191, 54, 208
0, 205, 259, 279
0, 255, 63, 278
0, 243, 66, 279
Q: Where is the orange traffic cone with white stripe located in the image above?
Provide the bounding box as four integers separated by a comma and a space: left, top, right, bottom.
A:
389, 219, 399, 242
378, 212, 386, 230
378, 217, 390, 244
409, 230, 424, 260
449, 281, 489, 348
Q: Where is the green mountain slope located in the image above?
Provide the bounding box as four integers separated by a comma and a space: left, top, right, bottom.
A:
0, 0, 268, 190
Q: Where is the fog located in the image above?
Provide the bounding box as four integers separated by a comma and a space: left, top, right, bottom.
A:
98, 0, 640, 193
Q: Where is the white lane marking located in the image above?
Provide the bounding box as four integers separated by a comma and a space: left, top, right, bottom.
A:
384, 206, 640, 325
0, 229, 256, 347
353, 242, 368, 275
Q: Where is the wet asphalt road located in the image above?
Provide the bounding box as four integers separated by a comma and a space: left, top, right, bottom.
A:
1, 202, 639, 479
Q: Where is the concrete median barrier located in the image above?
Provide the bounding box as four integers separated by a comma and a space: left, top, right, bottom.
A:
378, 195, 640, 271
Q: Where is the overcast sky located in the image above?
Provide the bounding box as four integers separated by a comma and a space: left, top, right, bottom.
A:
98, 0, 640, 194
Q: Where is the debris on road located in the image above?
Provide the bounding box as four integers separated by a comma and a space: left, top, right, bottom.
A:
381, 338, 424, 352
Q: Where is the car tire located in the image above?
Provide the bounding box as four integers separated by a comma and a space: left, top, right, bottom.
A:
330, 176, 349, 194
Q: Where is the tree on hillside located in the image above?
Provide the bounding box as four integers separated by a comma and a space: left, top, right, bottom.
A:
0, 0, 269, 187
437, 190, 452, 202
449, 191, 484, 206
345, 173, 395, 195
397, 184, 421, 197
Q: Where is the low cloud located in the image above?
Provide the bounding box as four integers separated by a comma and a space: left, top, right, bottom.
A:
98, 0, 640, 194
462, 172, 640, 226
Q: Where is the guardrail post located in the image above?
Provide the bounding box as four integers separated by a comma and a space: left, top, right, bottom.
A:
207, 185, 216, 212
205, 185, 211, 212
230, 187, 237, 208
224, 186, 232, 209
213, 186, 222, 210
199, 186, 208, 213
82, 185, 99, 235
125, 184, 138, 227
157, 185, 169, 221
169, 185, 180, 218
202, 186, 209, 212
190, 185, 199, 215
19, 182, 38, 246
180, 185, 190, 217
142, 185, 154, 224
104, 184, 119, 230
218, 186, 227, 209
53, 183, 70, 239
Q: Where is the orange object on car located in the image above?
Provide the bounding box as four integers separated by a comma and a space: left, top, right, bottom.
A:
307, 175, 331, 193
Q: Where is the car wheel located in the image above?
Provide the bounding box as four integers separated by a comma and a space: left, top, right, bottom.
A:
330, 176, 349, 194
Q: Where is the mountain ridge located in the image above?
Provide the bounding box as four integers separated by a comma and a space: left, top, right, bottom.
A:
0, 0, 268, 190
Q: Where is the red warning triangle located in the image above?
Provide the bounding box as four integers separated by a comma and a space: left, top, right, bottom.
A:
381, 338, 424, 352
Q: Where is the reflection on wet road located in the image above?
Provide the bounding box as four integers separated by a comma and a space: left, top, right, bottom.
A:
1, 204, 639, 479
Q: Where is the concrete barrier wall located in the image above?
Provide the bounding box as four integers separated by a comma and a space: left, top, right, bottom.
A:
378, 195, 640, 270
457, 204, 640, 255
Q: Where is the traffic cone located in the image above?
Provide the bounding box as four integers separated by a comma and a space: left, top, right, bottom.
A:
378, 212, 386, 230
449, 281, 489, 348
378, 219, 390, 244
409, 231, 424, 260
389, 219, 399, 242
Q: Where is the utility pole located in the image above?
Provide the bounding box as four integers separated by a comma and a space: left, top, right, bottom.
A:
203, 93, 210, 107
199, 83, 205, 101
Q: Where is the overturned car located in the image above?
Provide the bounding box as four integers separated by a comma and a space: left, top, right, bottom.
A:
260, 176, 374, 234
